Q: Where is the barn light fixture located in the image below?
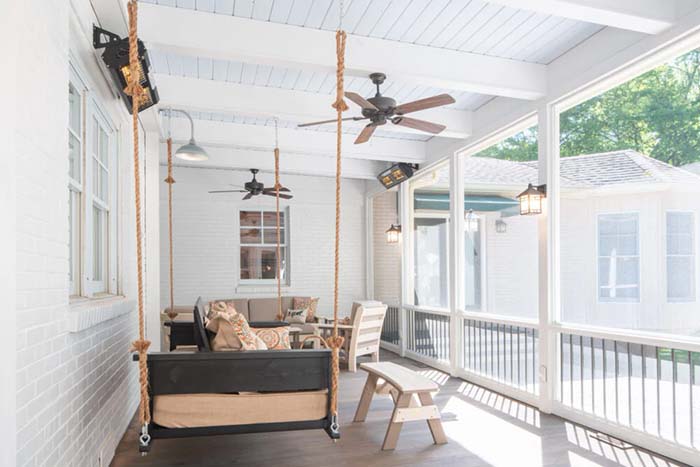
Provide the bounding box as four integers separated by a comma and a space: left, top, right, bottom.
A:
93, 26, 159, 114
517, 183, 546, 215
386, 224, 402, 244
377, 163, 418, 189
168, 110, 209, 161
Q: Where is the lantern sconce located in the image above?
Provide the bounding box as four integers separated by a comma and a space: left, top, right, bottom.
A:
517, 183, 546, 215
464, 209, 479, 233
386, 224, 402, 244
495, 219, 507, 233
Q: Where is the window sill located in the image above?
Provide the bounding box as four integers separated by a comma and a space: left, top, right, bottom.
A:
68, 295, 135, 333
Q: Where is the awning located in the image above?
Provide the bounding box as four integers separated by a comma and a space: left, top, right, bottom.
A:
414, 193, 519, 212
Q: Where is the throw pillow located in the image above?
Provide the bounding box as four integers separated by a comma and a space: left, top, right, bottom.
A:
293, 297, 319, 323
208, 300, 236, 319
206, 309, 267, 351
285, 308, 308, 324
253, 327, 291, 350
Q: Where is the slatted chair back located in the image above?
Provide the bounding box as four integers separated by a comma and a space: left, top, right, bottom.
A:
347, 301, 388, 372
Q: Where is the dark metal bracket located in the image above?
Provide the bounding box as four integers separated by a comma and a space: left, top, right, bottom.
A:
93, 25, 122, 49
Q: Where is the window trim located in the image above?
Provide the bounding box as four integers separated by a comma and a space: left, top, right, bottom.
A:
68, 65, 87, 297
665, 210, 696, 303
412, 211, 451, 310
68, 58, 119, 301
237, 207, 290, 285
596, 212, 641, 304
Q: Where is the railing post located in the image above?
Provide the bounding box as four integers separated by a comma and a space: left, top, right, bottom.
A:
449, 152, 465, 375
538, 101, 560, 414
399, 183, 411, 358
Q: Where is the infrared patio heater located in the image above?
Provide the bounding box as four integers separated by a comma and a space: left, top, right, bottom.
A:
93, 26, 159, 114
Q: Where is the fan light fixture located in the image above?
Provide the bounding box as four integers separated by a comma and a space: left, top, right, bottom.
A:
517, 183, 546, 215
378, 163, 417, 189
168, 110, 209, 161
386, 224, 402, 244
93, 26, 159, 114
465, 210, 479, 233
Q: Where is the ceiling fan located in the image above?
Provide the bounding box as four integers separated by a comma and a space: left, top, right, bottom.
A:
298, 73, 455, 144
208, 169, 293, 200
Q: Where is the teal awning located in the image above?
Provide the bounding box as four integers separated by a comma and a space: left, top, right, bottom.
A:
414, 193, 518, 212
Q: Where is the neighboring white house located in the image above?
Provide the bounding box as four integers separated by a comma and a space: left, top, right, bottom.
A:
405, 150, 700, 336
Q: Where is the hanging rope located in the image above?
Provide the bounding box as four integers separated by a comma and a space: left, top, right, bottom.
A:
274, 119, 284, 321
326, 20, 348, 435
125, 0, 151, 452
165, 138, 177, 320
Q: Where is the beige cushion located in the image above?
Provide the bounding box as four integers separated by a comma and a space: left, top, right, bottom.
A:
248, 297, 293, 321
153, 390, 328, 428
209, 299, 250, 321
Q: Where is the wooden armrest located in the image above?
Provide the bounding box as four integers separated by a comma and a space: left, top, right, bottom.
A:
314, 323, 354, 330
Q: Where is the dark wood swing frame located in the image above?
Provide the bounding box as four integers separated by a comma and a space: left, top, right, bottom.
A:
135, 299, 339, 450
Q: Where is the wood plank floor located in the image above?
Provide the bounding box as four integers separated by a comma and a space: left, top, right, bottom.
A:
111, 351, 688, 467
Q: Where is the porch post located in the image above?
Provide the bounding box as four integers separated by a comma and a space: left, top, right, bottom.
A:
449, 152, 465, 374
398, 182, 411, 357
537, 102, 560, 413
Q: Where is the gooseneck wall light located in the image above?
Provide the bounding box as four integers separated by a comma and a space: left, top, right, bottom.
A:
168, 109, 209, 162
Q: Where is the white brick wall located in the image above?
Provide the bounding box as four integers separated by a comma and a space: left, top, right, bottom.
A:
10, 2, 144, 466
159, 166, 367, 318
372, 191, 401, 305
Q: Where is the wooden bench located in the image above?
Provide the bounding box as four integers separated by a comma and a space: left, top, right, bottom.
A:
353, 362, 447, 450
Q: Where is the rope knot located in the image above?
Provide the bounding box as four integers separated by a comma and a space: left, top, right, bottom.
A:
131, 339, 151, 353
326, 335, 345, 349
166, 310, 179, 320
163, 175, 176, 184
332, 99, 349, 112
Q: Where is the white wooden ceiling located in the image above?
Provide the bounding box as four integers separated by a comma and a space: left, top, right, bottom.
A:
134, 0, 681, 178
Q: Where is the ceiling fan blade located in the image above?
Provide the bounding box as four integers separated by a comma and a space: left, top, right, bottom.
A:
209, 189, 248, 193
263, 192, 293, 200
263, 186, 291, 193
345, 92, 378, 110
242, 192, 254, 200
354, 124, 377, 144
394, 94, 455, 115
392, 116, 446, 134
298, 116, 367, 128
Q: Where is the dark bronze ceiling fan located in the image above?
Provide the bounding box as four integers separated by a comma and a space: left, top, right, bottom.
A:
208, 169, 293, 200
298, 73, 455, 144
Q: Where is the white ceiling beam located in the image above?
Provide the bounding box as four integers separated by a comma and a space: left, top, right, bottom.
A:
167, 118, 427, 164
163, 144, 386, 180
139, 3, 546, 100
484, 0, 676, 34
154, 74, 471, 140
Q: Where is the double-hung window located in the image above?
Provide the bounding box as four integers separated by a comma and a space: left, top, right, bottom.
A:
68, 65, 118, 298
666, 212, 695, 302
598, 213, 640, 302
239, 209, 289, 283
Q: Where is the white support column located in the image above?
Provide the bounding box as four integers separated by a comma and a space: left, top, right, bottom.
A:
144, 131, 162, 351
399, 183, 412, 358
449, 153, 465, 374
365, 193, 374, 300
537, 102, 560, 413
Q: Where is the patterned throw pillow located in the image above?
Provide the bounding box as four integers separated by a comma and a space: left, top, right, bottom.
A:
206, 308, 267, 351
208, 300, 237, 320
293, 297, 319, 323
285, 308, 308, 324
253, 327, 291, 350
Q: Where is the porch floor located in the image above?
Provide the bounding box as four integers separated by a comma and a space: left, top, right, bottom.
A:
111, 351, 686, 467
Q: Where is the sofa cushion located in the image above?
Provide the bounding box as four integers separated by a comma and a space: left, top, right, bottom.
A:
293, 297, 319, 323
248, 297, 293, 322
209, 299, 250, 321
285, 308, 308, 324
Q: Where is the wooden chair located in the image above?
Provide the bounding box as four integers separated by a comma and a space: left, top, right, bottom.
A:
314, 301, 387, 372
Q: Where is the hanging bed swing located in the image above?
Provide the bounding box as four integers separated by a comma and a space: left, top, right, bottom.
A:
124, 0, 350, 454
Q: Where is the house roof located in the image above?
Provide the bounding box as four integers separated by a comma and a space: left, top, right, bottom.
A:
446, 150, 700, 189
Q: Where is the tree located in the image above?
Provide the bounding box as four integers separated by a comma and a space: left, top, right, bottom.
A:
477, 49, 700, 166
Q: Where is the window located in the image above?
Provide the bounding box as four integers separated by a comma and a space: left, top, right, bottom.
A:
68, 64, 118, 298
464, 218, 481, 309
667, 212, 695, 302
598, 213, 640, 302
239, 210, 289, 282
413, 217, 449, 308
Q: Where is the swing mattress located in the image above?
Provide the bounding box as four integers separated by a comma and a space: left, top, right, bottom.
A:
153, 389, 328, 428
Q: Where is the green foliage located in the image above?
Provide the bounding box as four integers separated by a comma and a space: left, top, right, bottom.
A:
476, 50, 700, 166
